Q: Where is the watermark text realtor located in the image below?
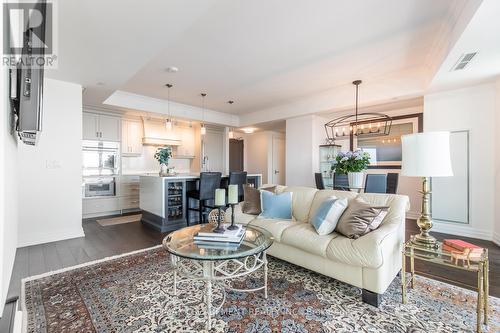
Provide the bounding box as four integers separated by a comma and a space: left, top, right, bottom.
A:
2, 0, 58, 68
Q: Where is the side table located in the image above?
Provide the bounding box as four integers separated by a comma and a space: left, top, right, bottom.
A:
401, 237, 489, 333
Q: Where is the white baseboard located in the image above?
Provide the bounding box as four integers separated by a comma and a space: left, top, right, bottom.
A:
17, 227, 85, 247
406, 211, 420, 219
431, 222, 493, 241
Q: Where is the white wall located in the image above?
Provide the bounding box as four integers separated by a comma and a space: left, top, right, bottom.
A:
495, 78, 500, 245
17, 79, 84, 247
245, 131, 284, 184
0, 58, 19, 316
424, 83, 496, 241
285, 115, 315, 186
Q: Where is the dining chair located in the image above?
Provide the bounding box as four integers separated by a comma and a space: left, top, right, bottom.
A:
333, 173, 349, 190
364, 174, 387, 193
386, 173, 399, 194
315, 173, 325, 190
228, 171, 248, 202
187, 172, 222, 224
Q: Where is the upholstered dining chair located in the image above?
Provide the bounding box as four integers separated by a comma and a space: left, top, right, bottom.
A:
228, 171, 247, 202
187, 172, 222, 224
386, 173, 399, 194
333, 173, 349, 190
315, 173, 325, 190
364, 174, 387, 194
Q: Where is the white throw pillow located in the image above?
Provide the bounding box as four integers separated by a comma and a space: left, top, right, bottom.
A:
310, 197, 348, 235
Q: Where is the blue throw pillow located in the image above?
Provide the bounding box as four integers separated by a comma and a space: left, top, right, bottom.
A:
311, 197, 348, 235
259, 191, 293, 220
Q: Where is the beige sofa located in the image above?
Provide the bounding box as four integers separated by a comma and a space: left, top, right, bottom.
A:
227, 185, 410, 306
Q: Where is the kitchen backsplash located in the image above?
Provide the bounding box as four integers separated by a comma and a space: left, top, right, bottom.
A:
122, 145, 192, 174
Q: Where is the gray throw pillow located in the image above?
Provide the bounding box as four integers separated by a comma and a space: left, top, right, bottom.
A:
335, 199, 389, 239
242, 186, 276, 215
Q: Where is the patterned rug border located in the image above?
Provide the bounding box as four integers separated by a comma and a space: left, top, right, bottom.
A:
21, 245, 162, 333
20, 245, 500, 332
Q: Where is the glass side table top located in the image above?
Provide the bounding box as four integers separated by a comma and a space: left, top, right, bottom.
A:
163, 224, 274, 260
403, 236, 488, 272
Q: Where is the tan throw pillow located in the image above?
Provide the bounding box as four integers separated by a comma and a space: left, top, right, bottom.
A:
242, 186, 276, 215
335, 199, 389, 239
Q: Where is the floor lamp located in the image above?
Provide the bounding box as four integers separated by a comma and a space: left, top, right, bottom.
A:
401, 131, 453, 248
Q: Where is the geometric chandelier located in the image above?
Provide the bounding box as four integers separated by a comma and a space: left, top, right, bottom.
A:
324, 80, 392, 144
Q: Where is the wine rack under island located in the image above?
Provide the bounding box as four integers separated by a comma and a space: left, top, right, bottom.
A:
139, 173, 262, 232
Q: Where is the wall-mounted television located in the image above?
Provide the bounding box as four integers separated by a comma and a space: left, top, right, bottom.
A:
8, 0, 47, 146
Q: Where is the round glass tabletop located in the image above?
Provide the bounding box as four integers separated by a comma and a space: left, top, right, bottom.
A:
163, 224, 274, 260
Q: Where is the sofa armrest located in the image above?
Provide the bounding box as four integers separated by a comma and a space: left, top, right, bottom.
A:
224, 203, 257, 225
352, 214, 405, 269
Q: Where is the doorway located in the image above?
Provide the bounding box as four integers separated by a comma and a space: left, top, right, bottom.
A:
272, 137, 285, 185
229, 139, 244, 172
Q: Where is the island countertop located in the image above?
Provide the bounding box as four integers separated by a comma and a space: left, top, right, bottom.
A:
138, 173, 263, 179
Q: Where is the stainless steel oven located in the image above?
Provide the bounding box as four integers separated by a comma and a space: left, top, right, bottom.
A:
84, 177, 116, 197
82, 140, 120, 176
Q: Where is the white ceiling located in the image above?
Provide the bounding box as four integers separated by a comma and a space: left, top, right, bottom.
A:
45, 0, 488, 124
429, 0, 500, 91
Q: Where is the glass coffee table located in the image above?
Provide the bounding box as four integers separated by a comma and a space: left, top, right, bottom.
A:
163, 224, 274, 330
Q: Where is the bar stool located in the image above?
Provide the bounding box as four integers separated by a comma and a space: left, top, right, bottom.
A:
187, 172, 222, 224
228, 171, 247, 202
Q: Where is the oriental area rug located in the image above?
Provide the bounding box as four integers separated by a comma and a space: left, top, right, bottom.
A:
22, 246, 499, 332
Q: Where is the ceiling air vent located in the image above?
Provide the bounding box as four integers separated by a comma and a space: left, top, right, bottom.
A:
451, 52, 477, 71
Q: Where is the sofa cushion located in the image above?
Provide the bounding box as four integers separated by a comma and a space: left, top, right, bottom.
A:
325, 235, 382, 268
225, 203, 256, 225
308, 190, 358, 224
281, 223, 339, 257
282, 186, 318, 222
261, 184, 287, 194
335, 199, 389, 239
356, 193, 410, 227
249, 218, 298, 242
310, 197, 348, 235
259, 191, 293, 220
242, 186, 276, 215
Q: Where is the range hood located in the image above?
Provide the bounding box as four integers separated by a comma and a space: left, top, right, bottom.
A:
142, 117, 181, 146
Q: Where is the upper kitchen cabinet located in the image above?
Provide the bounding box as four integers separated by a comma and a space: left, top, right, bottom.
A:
122, 119, 143, 156
82, 112, 121, 141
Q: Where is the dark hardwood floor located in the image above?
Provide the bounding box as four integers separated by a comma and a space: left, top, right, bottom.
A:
404, 220, 500, 297
1, 216, 498, 330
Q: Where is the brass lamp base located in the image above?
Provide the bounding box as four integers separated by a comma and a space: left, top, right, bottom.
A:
411, 177, 439, 249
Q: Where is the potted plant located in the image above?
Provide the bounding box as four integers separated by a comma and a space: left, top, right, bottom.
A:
333, 150, 371, 189
154, 146, 173, 176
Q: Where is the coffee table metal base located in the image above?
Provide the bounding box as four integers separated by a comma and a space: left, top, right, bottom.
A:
171, 251, 268, 330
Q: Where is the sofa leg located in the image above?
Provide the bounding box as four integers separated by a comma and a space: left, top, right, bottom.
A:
362, 289, 382, 307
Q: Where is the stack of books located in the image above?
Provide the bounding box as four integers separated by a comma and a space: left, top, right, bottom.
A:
194, 225, 245, 250
442, 239, 484, 267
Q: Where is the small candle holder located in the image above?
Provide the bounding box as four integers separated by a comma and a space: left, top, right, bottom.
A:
212, 206, 226, 233
227, 203, 238, 230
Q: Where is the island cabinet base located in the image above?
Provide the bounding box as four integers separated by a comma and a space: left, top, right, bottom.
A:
141, 210, 187, 233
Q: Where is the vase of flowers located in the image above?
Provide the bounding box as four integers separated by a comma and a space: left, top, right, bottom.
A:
154, 146, 173, 176
333, 150, 371, 189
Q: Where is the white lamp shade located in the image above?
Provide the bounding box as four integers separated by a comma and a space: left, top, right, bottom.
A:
401, 131, 453, 177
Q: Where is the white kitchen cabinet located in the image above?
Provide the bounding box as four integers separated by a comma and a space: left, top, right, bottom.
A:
98, 115, 121, 141
82, 113, 99, 140
82, 197, 120, 216
122, 119, 143, 156
82, 112, 121, 141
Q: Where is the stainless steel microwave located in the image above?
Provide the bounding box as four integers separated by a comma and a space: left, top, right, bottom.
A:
84, 177, 116, 197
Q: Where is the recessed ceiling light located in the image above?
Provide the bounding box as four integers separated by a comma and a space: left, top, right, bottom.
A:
241, 127, 256, 134
166, 66, 179, 73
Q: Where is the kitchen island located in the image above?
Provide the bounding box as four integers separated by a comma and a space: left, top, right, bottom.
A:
139, 173, 262, 232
